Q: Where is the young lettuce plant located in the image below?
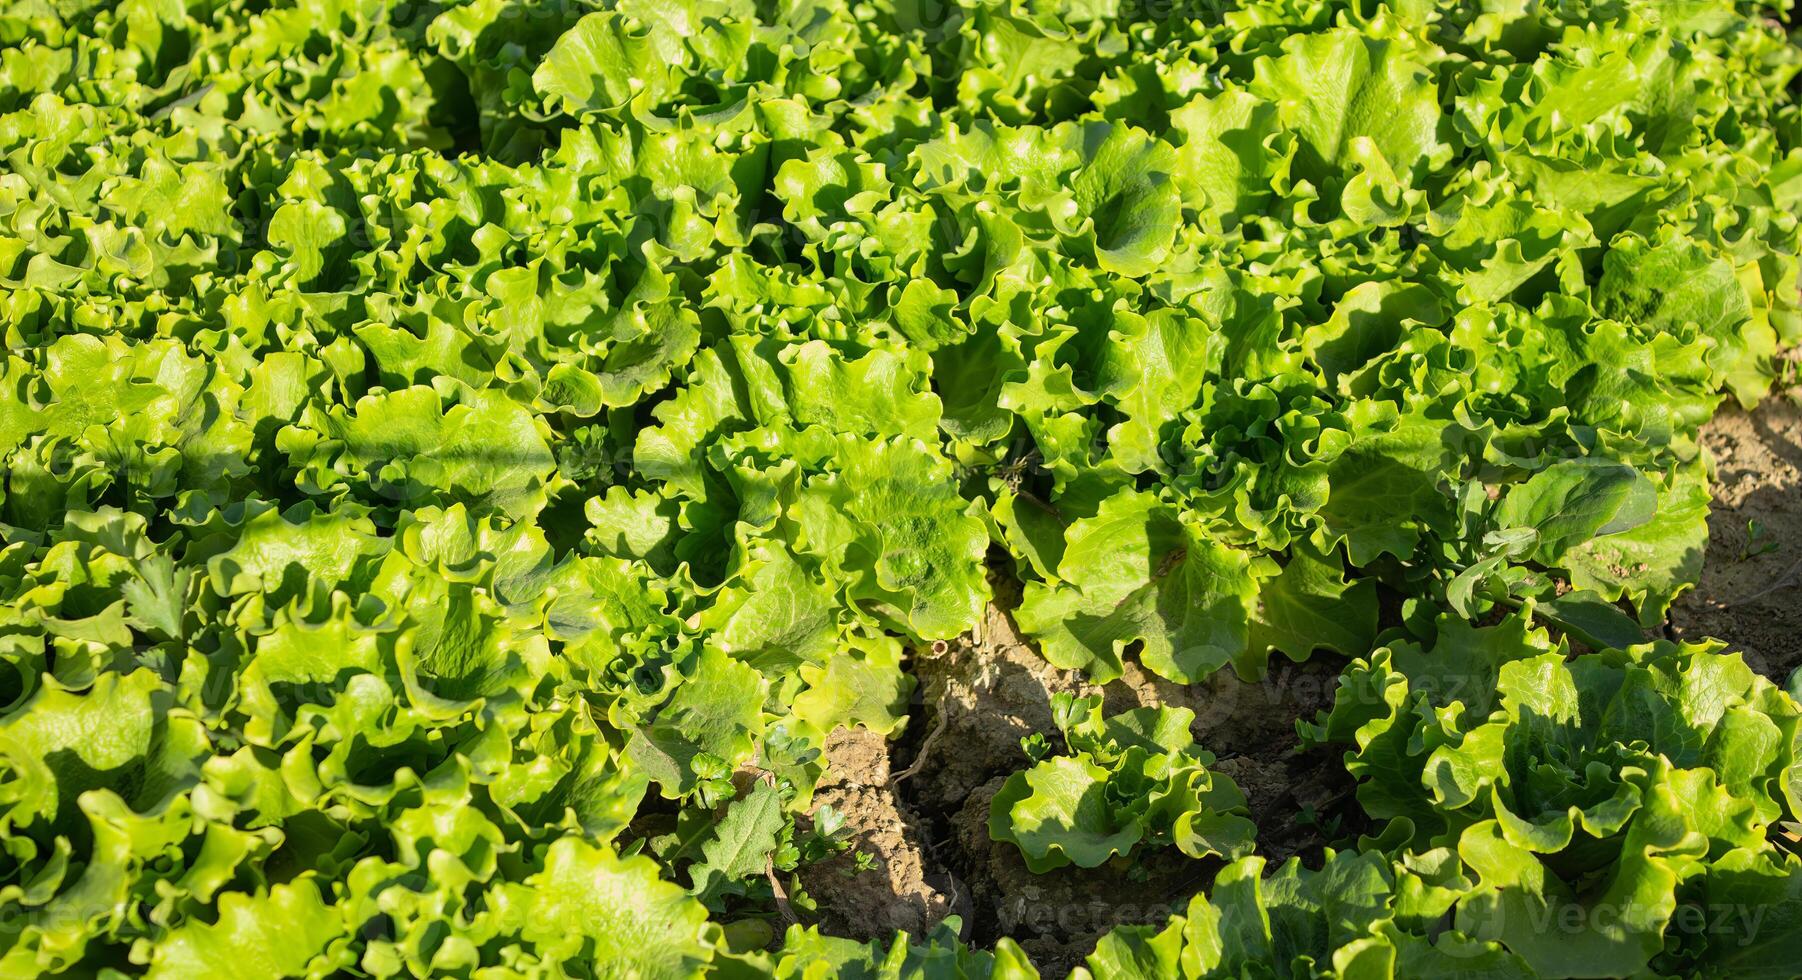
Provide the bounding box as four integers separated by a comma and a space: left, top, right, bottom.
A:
989, 694, 1256, 872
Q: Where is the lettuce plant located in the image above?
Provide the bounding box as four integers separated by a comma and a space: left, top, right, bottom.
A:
989, 695, 1256, 871
1305, 615, 1802, 977
1, 0, 1799, 976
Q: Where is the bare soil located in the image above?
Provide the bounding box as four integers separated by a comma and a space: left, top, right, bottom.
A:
1671, 395, 1802, 685
797, 727, 951, 939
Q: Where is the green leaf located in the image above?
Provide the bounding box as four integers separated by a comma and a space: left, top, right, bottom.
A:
499, 838, 715, 977
1497, 458, 1657, 563
1249, 542, 1379, 669
780, 341, 941, 443
121, 554, 191, 641
1250, 29, 1443, 181
1564, 460, 1710, 626
1094, 307, 1221, 475
1313, 412, 1452, 566
1597, 233, 1769, 405
701, 541, 842, 672
310, 384, 558, 521
1071, 123, 1182, 277
1169, 91, 1289, 225
205, 502, 384, 599
691, 781, 785, 901
791, 635, 914, 737
142, 879, 345, 979
989, 756, 1143, 873
534, 12, 672, 113
627, 647, 768, 799
597, 304, 703, 408
1303, 281, 1446, 388
1533, 591, 1647, 650
1016, 489, 1259, 683
791, 435, 990, 641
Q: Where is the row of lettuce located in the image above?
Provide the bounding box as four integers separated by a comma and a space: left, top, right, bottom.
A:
4, 0, 1802, 975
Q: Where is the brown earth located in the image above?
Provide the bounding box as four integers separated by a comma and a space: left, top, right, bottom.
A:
1671, 394, 1802, 685
796, 727, 951, 940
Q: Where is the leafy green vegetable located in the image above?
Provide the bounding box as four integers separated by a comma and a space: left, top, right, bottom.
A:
2, 0, 1799, 974
1305, 619, 1802, 977
990, 695, 1255, 871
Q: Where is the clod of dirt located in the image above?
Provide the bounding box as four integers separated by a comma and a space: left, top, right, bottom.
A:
1672, 396, 1802, 683
798, 727, 951, 940
817, 726, 893, 788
